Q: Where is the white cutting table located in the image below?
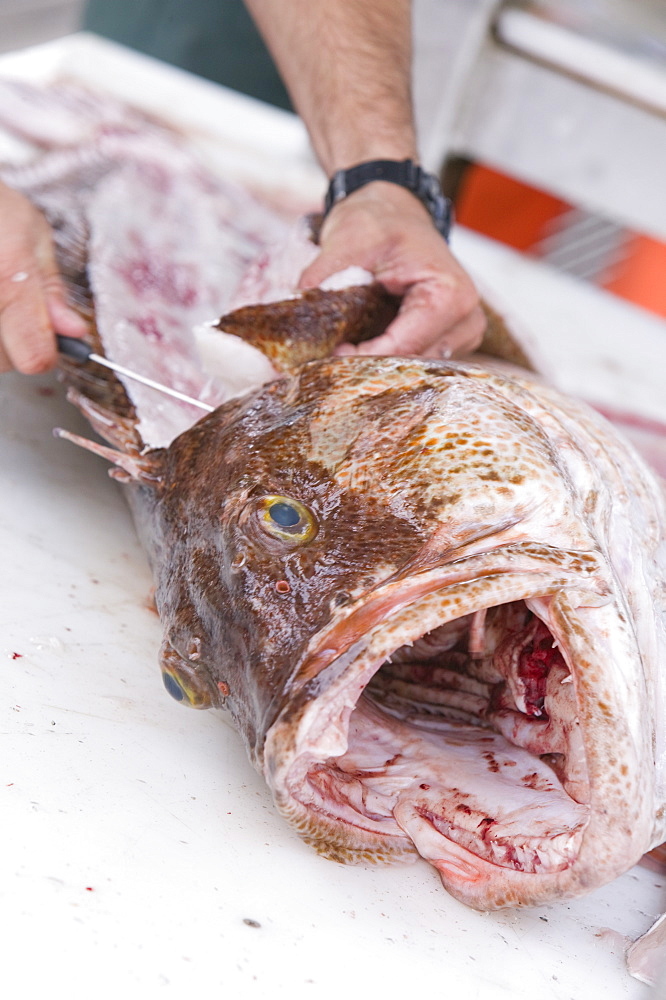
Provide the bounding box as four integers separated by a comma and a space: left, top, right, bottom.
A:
1, 34, 665, 1000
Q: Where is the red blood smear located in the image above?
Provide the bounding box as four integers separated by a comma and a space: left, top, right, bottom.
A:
133, 315, 164, 342
118, 254, 198, 308
518, 622, 565, 718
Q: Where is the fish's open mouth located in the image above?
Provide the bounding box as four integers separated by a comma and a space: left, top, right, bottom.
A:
265, 554, 597, 886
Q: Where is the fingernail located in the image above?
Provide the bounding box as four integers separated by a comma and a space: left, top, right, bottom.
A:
50, 299, 89, 335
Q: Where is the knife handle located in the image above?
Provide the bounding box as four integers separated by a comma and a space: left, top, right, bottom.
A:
56, 334, 93, 362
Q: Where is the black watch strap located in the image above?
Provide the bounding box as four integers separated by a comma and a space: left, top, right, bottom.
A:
323, 159, 453, 241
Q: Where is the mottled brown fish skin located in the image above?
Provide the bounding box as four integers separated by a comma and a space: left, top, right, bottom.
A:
137, 352, 604, 767
215, 284, 400, 373
66, 338, 666, 911
145, 360, 436, 756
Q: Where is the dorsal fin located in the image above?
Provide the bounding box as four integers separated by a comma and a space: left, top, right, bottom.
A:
478, 300, 538, 372
54, 427, 164, 485
57, 388, 163, 486
214, 284, 400, 374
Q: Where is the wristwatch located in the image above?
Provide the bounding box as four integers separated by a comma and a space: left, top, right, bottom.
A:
323, 159, 454, 241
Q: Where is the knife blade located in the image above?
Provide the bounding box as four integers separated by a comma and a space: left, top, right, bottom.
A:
56, 335, 214, 413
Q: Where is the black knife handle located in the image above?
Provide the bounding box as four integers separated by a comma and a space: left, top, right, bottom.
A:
56, 334, 93, 362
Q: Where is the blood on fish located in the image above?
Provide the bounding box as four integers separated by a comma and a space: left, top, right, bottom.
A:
482, 752, 501, 774
133, 315, 164, 343
518, 621, 565, 718
117, 255, 198, 308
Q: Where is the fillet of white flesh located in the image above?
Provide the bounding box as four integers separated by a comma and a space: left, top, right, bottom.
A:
295, 601, 590, 875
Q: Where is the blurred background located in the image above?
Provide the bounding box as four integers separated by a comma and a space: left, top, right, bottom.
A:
0, 0, 83, 54
1, 0, 664, 319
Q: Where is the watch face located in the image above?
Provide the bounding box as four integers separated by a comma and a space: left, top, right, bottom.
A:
420, 173, 441, 200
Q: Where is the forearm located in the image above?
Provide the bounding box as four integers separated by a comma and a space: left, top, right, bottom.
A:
245, 0, 417, 173
245, 1, 484, 359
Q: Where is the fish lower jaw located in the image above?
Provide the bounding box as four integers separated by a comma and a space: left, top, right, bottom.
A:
396, 798, 584, 878
272, 693, 588, 883
263, 583, 614, 905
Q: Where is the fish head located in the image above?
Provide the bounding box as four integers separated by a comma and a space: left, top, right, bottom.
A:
153, 355, 666, 909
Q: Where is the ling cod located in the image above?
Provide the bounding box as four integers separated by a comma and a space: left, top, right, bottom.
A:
1, 78, 665, 920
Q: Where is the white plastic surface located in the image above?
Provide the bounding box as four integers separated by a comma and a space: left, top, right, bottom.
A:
496, 7, 666, 117
2, 34, 665, 1000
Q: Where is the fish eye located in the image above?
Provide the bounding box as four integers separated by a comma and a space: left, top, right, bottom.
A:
161, 665, 213, 709
269, 502, 301, 527
162, 670, 185, 702
258, 495, 318, 544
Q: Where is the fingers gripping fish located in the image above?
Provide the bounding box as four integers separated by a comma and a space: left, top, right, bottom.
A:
3, 81, 666, 923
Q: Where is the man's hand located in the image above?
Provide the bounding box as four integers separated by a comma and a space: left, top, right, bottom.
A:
299, 181, 485, 359
247, 1, 485, 358
0, 182, 88, 374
